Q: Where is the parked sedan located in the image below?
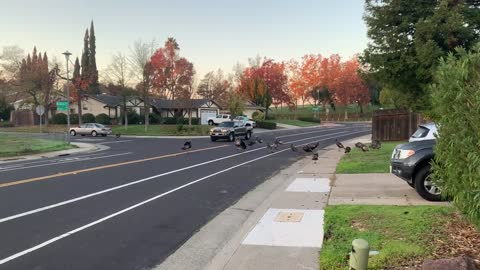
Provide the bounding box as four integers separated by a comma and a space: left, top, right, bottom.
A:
69, 123, 112, 137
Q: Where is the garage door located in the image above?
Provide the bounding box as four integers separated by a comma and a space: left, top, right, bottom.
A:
200, 109, 217, 125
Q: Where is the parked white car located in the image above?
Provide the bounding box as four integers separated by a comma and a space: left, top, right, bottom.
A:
234, 116, 256, 128
69, 123, 112, 137
207, 114, 232, 125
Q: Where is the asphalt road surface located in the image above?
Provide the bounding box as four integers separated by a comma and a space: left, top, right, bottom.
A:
0, 123, 370, 270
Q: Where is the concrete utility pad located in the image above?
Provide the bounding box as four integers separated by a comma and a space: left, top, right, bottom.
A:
329, 173, 450, 206
242, 208, 325, 248
286, 177, 330, 193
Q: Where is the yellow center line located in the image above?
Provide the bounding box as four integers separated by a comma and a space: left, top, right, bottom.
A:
0, 145, 229, 189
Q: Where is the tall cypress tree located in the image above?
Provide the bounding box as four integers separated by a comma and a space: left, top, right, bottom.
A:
89, 21, 99, 94
81, 29, 90, 83
73, 57, 83, 124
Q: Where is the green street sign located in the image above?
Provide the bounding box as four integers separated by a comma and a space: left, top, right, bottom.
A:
312, 106, 320, 112
56, 101, 69, 111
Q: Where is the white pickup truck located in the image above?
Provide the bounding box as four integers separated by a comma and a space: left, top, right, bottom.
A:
207, 114, 232, 125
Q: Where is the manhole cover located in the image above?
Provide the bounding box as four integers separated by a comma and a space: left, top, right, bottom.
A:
274, 211, 304, 223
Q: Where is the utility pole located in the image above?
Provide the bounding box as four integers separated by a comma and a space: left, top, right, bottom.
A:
63, 51, 72, 144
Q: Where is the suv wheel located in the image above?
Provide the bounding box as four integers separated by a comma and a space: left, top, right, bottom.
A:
70, 130, 76, 136
91, 130, 98, 137
208, 120, 214, 126
414, 165, 442, 201
245, 131, 252, 140
210, 137, 217, 142
228, 133, 234, 142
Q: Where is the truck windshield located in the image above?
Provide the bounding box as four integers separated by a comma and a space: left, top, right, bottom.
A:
219, 122, 234, 127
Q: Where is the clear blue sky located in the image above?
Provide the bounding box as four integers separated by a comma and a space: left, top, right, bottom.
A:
0, 0, 367, 79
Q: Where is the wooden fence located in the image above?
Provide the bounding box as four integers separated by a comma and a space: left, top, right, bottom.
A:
372, 109, 426, 141
10, 110, 43, 126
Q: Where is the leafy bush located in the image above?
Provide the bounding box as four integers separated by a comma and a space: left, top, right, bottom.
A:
430, 47, 480, 226
52, 113, 68, 125
252, 111, 264, 121
149, 113, 161, 124
95, 113, 111, 125
256, 121, 277, 129
298, 116, 320, 123
120, 111, 140, 125
0, 100, 13, 121
70, 114, 79, 125
163, 117, 199, 125
82, 113, 95, 123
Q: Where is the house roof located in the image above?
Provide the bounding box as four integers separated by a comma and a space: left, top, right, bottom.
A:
89, 95, 123, 107
150, 99, 219, 109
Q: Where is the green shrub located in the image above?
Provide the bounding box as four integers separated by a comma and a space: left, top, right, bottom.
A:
95, 113, 111, 125
430, 47, 480, 226
120, 111, 140, 125
256, 121, 277, 129
149, 113, 161, 124
163, 117, 199, 125
252, 111, 264, 121
52, 113, 68, 125
70, 114, 79, 124
82, 113, 95, 123
298, 116, 320, 123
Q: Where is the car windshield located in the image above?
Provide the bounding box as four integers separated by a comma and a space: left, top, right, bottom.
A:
95, 124, 105, 128
219, 122, 234, 127
411, 126, 429, 138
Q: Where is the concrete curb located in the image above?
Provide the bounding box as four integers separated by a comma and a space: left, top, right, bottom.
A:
0, 142, 106, 164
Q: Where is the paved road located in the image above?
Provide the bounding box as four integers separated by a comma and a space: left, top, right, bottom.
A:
0, 124, 370, 270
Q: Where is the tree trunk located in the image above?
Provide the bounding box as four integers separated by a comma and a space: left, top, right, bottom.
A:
123, 99, 128, 130
77, 96, 83, 125
144, 93, 149, 132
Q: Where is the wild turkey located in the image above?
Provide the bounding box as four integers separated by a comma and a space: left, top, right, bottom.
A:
115, 133, 121, 139
335, 139, 344, 149
344, 146, 351, 153
247, 140, 256, 146
303, 144, 314, 153
267, 142, 278, 152
370, 139, 381, 149
312, 152, 319, 161
355, 142, 365, 149
235, 138, 247, 151
274, 138, 285, 145
290, 144, 299, 152
255, 136, 264, 144
361, 144, 369, 152
181, 141, 192, 150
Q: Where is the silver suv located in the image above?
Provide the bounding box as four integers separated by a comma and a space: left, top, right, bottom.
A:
210, 121, 252, 142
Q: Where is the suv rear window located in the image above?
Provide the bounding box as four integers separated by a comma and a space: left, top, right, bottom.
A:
411, 126, 429, 138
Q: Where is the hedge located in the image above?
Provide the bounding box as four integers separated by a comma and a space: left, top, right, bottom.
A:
52, 113, 68, 125
256, 121, 277, 129
298, 116, 321, 123
82, 113, 95, 123
95, 113, 111, 125
162, 117, 200, 125
430, 47, 480, 226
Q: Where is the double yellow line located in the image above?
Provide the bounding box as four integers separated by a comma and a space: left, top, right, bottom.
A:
0, 145, 229, 189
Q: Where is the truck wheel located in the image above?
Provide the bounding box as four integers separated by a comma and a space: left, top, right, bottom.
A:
245, 131, 252, 140
228, 133, 235, 142
414, 165, 442, 201
208, 120, 214, 126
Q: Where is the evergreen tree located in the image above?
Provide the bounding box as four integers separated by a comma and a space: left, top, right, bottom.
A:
73, 57, 83, 124
362, 0, 480, 110
81, 29, 90, 84
89, 21, 99, 94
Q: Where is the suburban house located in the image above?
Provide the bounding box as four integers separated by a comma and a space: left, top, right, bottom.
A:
218, 100, 265, 119
150, 99, 220, 125
70, 94, 146, 120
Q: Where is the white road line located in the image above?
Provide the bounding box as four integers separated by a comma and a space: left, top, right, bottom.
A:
0, 130, 368, 225
99, 140, 133, 145
1, 152, 119, 167
0, 129, 367, 265
0, 153, 132, 172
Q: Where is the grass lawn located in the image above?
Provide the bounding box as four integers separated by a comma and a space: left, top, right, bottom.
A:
335, 142, 402, 173
268, 119, 320, 127
112, 124, 212, 136
320, 205, 455, 270
0, 134, 73, 157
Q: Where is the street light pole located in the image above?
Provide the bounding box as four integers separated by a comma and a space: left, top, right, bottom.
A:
63, 51, 72, 144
